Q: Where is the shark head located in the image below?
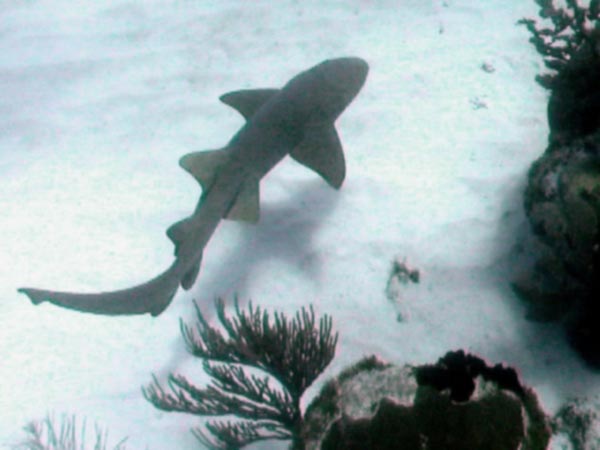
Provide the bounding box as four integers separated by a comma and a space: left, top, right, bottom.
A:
319, 57, 369, 91
301, 57, 369, 123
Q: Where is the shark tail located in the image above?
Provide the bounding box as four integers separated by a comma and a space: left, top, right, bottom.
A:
18, 261, 181, 316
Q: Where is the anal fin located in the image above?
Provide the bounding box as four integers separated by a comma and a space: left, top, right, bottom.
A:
290, 125, 346, 189
181, 257, 202, 290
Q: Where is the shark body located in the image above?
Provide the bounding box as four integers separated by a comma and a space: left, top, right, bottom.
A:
19, 57, 369, 316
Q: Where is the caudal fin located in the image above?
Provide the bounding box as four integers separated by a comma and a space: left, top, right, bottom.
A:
18, 261, 181, 316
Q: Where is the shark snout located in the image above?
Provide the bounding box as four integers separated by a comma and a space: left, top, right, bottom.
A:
314, 57, 368, 113
318, 57, 369, 101
344, 57, 369, 85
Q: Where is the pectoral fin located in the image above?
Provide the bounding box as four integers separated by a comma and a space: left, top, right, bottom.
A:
291, 125, 346, 188
220, 89, 279, 120
225, 177, 260, 223
179, 149, 230, 190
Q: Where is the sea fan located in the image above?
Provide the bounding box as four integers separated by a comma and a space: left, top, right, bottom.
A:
143, 298, 338, 450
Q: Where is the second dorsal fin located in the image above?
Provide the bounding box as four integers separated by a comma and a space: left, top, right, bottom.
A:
224, 177, 260, 223
219, 89, 279, 120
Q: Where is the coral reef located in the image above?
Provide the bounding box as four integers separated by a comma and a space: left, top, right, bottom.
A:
518, 0, 600, 86
515, 119, 600, 366
302, 351, 550, 450
552, 396, 600, 449
519, 0, 600, 141
414, 349, 525, 402
142, 298, 338, 450
517, 1, 600, 367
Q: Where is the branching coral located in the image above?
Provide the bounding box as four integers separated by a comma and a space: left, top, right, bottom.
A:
142, 298, 338, 450
519, 1, 600, 140
13, 413, 127, 450
518, 0, 600, 89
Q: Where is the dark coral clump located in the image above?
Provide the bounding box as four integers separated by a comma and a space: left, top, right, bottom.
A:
518, 0, 600, 87
415, 350, 524, 402
304, 352, 550, 450
517, 130, 600, 366
516, 1, 600, 367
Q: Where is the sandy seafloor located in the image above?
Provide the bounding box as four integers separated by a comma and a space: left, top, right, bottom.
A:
1, 0, 598, 448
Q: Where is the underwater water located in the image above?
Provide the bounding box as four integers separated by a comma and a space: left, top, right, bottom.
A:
1, 1, 598, 449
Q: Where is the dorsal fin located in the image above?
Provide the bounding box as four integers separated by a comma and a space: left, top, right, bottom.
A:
225, 177, 260, 223
219, 89, 279, 120
179, 149, 230, 190
290, 125, 346, 189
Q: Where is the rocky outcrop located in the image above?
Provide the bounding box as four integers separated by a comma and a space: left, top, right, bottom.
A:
516, 130, 600, 366
301, 351, 550, 450
517, 0, 600, 367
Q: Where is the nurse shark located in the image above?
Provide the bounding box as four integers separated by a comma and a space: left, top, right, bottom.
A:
19, 57, 369, 316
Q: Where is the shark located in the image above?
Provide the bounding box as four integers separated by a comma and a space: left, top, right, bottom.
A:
18, 57, 369, 316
